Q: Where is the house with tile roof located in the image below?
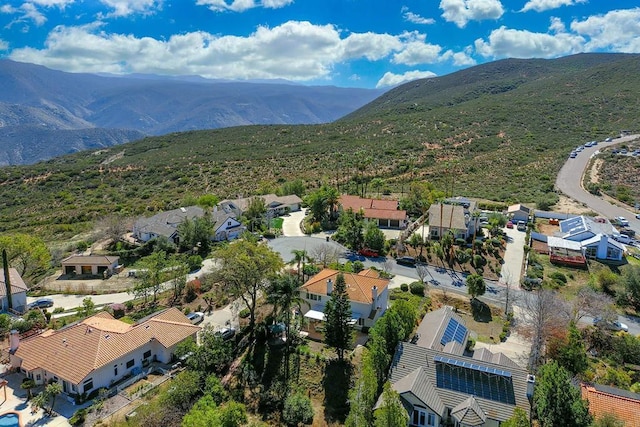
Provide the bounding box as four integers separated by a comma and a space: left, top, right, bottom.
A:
386, 307, 532, 426
338, 195, 408, 229
581, 382, 640, 427
61, 254, 120, 276
132, 205, 245, 245
0, 267, 28, 314
10, 308, 200, 397
507, 204, 531, 223
299, 268, 390, 330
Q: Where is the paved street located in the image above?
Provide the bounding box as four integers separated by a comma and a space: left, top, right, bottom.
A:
555, 133, 640, 234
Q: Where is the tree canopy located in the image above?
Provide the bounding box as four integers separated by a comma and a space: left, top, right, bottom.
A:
0, 234, 51, 283
324, 272, 353, 360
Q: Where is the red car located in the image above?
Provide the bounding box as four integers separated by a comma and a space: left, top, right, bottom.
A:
506, 221, 514, 229
358, 248, 379, 257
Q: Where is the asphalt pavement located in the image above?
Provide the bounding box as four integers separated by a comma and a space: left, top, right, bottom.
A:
555, 133, 640, 234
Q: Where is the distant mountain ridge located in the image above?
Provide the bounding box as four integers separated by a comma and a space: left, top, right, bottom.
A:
0, 60, 385, 165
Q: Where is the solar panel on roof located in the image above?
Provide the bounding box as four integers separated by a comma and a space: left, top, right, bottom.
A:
440, 318, 467, 346
434, 355, 512, 378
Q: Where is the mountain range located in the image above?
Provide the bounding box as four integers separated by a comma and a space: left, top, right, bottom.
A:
1, 52, 640, 240
0, 60, 384, 165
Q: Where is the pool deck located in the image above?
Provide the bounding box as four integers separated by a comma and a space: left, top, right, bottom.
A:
0, 373, 72, 427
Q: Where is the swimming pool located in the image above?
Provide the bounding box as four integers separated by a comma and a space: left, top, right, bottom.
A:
0, 412, 20, 427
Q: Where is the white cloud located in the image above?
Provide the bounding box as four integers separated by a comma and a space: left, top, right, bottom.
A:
196, 0, 293, 13
2, 2, 47, 27
570, 8, 640, 52
376, 70, 437, 88
0, 39, 8, 50
474, 25, 585, 58
549, 16, 566, 33
98, 0, 162, 17
341, 32, 403, 61
401, 6, 435, 25
442, 47, 477, 66
31, 0, 76, 7
392, 40, 442, 65
439, 0, 504, 28
521, 0, 586, 13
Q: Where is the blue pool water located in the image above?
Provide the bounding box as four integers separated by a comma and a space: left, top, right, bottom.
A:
0, 413, 19, 427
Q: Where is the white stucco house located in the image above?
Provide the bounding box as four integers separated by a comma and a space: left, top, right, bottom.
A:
0, 267, 28, 314
10, 308, 199, 398
299, 268, 390, 331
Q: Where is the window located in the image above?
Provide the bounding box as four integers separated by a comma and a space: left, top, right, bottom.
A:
114, 365, 118, 376
36, 374, 41, 381
606, 247, 620, 259
83, 378, 93, 393
227, 221, 232, 226
427, 413, 435, 426
126, 359, 134, 369
307, 293, 321, 301
143, 350, 151, 359
412, 409, 426, 426
71, 384, 77, 392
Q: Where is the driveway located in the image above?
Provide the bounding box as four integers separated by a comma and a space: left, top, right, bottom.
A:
555, 134, 640, 234
281, 208, 307, 236
500, 227, 526, 289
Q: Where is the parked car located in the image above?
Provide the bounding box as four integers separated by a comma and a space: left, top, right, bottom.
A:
636, 213, 640, 220
396, 256, 417, 267
620, 228, 636, 238
358, 248, 379, 257
616, 216, 629, 226
217, 327, 236, 341
593, 318, 629, 332
506, 221, 514, 229
516, 221, 526, 231
613, 233, 631, 244
569, 152, 577, 158
605, 137, 612, 142
186, 312, 204, 325
27, 298, 54, 310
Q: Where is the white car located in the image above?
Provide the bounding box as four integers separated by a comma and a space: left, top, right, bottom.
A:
613, 233, 631, 244
186, 312, 204, 325
594, 318, 629, 332
616, 216, 629, 226
636, 213, 640, 220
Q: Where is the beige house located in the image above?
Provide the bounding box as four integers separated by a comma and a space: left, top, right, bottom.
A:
61, 254, 120, 276
10, 308, 199, 397
0, 267, 28, 314
338, 195, 408, 229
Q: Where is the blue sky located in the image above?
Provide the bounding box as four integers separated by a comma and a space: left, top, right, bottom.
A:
1, 1, 639, 88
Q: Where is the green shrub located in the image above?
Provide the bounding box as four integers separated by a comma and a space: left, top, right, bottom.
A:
283, 392, 314, 426
409, 282, 425, 296
69, 408, 86, 426
549, 271, 567, 283
239, 308, 250, 319
52, 307, 65, 314
400, 283, 409, 292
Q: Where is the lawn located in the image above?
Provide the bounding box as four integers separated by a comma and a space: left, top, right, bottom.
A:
270, 217, 284, 230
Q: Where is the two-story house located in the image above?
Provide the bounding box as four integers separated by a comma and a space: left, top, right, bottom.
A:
299, 268, 390, 333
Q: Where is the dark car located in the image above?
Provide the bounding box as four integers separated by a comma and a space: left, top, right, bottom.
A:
620, 228, 636, 238
396, 256, 417, 267
28, 298, 54, 310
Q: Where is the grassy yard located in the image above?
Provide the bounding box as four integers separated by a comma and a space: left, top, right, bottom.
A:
270, 217, 284, 230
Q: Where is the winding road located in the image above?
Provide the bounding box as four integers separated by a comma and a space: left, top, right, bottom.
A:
555, 133, 640, 234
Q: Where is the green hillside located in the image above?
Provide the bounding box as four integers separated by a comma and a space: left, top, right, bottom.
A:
1, 53, 639, 240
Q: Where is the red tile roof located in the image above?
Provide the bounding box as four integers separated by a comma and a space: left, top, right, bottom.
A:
581, 383, 640, 426
301, 268, 389, 304
339, 195, 406, 221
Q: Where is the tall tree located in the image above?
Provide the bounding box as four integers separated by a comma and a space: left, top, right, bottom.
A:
0, 233, 51, 283
136, 250, 169, 304
177, 215, 213, 254
534, 361, 592, 427
215, 240, 283, 340
502, 407, 530, 427
324, 272, 353, 360
621, 265, 640, 311
363, 221, 386, 253
336, 208, 364, 250
267, 273, 303, 383
466, 273, 486, 301
374, 382, 409, 427
304, 188, 329, 223
245, 196, 267, 232
346, 349, 378, 427
551, 321, 588, 376
520, 289, 569, 372
290, 249, 309, 283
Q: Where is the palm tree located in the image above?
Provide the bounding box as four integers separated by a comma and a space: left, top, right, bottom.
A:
324, 186, 340, 222
21, 378, 36, 400
290, 249, 308, 283
267, 273, 304, 383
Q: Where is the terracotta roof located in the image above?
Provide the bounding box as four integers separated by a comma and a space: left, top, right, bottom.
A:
61, 255, 119, 266
507, 204, 530, 214
581, 383, 640, 426
0, 268, 28, 296
14, 308, 199, 385
338, 195, 406, 221
301, 268, 389, 304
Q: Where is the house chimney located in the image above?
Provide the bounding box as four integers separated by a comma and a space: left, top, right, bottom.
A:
9, 330, 19, 353
372, 286, 378, 303
2, 250, 12, 311
327, 279, 333, 296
